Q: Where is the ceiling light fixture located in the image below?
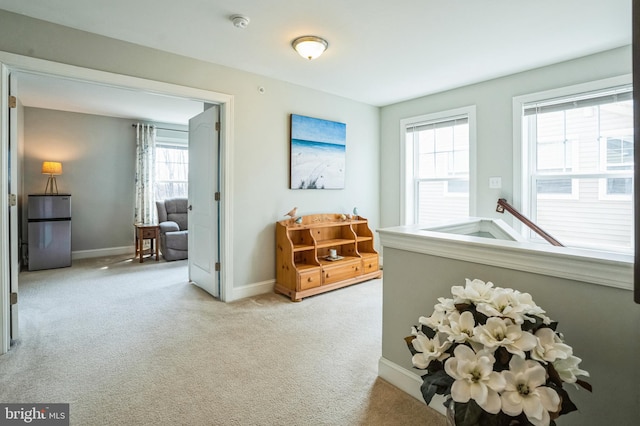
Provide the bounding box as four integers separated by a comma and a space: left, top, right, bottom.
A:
292, 36, 328, 60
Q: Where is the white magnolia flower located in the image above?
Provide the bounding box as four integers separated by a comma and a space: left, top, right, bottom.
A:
434, 297, 457, 314
419, 310, 448, 330
411, 331, 451, 369
473, 317, 537, 358
531, 328, 573, 364
444, 345, 505, 414
553, 355, 590, 384
511, 291, 552, 324
451, 279, 495, 305
501, 356, 560, 426
440, 311, 476, 343
476, 287, 530, 324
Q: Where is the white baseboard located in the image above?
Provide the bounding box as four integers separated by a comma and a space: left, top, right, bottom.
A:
229, 279, 274, 302
378, 357, 447, 415
72, 246, 134, 260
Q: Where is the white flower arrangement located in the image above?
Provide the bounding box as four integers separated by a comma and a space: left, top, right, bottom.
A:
406, 279, 591, 426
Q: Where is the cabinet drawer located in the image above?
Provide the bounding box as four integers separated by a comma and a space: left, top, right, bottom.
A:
362, 257, 379, 274
298, 269, 322, 290
322, 260, 360, 285
140, 228, 158, 238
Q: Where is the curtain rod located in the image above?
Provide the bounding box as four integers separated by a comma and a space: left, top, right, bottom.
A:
131, 124, 188, 132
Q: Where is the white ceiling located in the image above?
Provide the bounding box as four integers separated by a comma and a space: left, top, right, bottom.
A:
0, 0, 632, 122
14, 71, 205, 125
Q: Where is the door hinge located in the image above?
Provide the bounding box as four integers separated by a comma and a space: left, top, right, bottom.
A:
9, 194, 17, 207
214, 192, 220, 201
215, 262, 221, 272
8, 96, 17, 108
215, 122, 220, 131
10, 292, 17, 305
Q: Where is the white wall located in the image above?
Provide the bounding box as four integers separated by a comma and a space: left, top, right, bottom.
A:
22, 108, 138, 255
380, 46, 632, 228
0, 10, 380, 296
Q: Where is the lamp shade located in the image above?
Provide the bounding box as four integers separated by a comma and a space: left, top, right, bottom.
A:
292, 36, 328, 60
42, 161, 62, 175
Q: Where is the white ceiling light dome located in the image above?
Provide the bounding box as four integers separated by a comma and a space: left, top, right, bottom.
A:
292, 36, 328, 60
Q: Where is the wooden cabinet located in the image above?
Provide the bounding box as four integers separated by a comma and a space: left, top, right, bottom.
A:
276, 213, 382, 301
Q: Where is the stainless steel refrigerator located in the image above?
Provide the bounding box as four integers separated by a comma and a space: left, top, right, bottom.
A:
28, 194, 72, 271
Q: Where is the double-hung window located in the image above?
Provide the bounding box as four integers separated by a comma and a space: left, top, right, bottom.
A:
154, 128, 188, 201
401, 106, 476, 224
517, 78, 633, 253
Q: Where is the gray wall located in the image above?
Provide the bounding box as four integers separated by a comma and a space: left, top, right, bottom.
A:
22, 108, 137, 253
0, 10, 380, 294
382, 247, 640, 426
380, 46, 632, 228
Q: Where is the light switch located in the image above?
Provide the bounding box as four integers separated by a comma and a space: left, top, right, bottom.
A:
489, 176, 502, 189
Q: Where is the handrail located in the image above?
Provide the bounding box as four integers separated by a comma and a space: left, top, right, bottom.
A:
496, 198, 564, 247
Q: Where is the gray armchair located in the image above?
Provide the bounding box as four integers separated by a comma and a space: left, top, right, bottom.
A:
156, 198, 188, 261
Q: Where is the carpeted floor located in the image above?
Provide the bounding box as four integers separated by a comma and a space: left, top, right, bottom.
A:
0, 255, 446, 425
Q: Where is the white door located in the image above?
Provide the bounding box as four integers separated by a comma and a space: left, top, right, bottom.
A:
188, 106, 219, 297
8, 72, 19, 340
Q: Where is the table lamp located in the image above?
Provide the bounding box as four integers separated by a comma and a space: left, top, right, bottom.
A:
42, 161, 62, 195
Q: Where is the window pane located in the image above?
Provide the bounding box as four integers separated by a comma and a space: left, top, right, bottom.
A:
414, 121, 469, 178
534, 178, 632, 252
407, 111, 471, 224
536, 139, 572, 171
417, 181, 469, 223
607, 178, 632, 195
606, 137, 633, 169
155, 145, 188, 201
524, 85, 633, 253
537, 178, 572, 194
447, 180, 469, 193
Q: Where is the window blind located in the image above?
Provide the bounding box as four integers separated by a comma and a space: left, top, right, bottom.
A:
524, 85, 632, 116
406, 116, 468, 133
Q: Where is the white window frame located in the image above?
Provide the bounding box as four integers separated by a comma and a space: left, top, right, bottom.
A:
400, 105, 477, 225
512, 74, 633, 241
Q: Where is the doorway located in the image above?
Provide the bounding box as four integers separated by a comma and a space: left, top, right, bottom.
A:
0, 52, 234, 354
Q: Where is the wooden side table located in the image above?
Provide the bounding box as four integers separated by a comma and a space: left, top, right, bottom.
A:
135, 224, 160, 263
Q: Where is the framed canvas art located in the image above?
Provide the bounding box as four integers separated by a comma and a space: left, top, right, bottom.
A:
290, 114, 346, 189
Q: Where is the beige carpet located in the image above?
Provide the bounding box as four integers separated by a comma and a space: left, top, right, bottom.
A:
0, 255, 446, 426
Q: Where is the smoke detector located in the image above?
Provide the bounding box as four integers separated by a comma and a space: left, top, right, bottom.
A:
231, 15, 250, 29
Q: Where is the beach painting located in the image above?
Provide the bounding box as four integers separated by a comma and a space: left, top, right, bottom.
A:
290, 114, 346, 189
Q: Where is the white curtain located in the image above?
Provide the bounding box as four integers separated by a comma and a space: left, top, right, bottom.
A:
134, 123, 157, 224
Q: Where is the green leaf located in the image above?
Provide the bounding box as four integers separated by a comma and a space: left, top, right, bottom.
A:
421, 323, 437, 339
419, 370, 454, 404
520, 316, 544, 333
405, 335, 418, 357
555, 387, 578, 415
546, 362, 563, 387
454, 400, 483, 426
576, 378, 593, 392
494, 347, 511, 371
455, 302, 471, 312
